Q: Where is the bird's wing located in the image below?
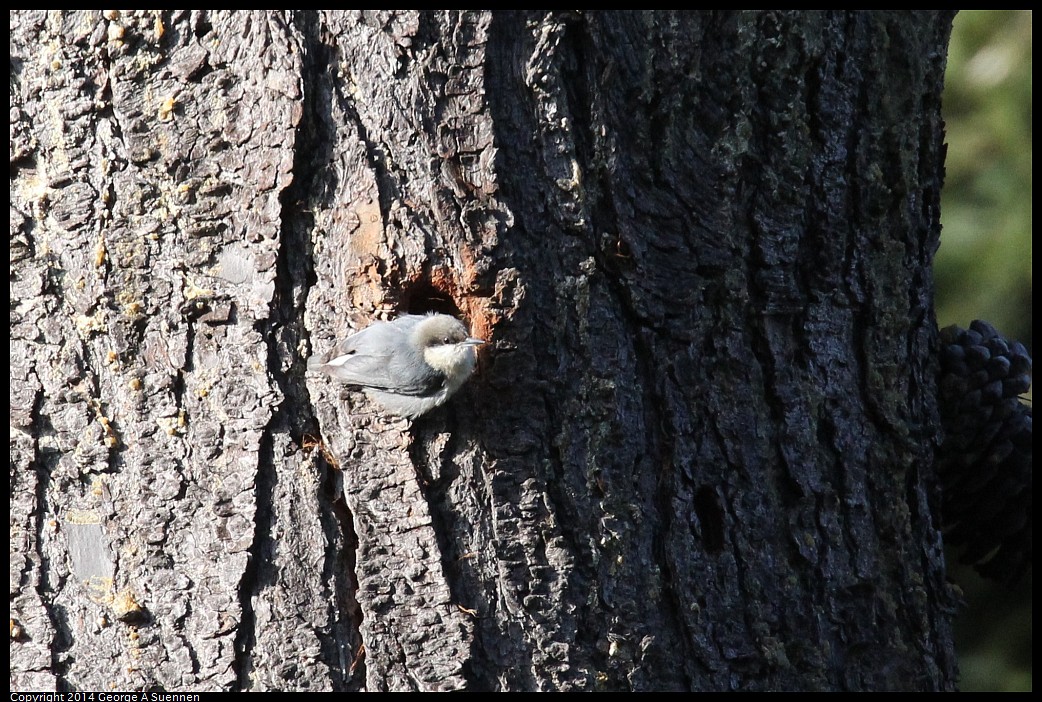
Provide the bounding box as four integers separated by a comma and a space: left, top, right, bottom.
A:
310, 316, 431, 391
320, 352, 396, 389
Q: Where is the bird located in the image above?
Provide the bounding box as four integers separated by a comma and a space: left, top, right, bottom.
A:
308, 313, 485, 418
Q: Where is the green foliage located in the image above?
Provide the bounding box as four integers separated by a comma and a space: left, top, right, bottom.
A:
938, 10, 1032, 347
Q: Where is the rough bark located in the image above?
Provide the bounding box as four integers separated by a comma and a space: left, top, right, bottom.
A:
10, 10, 958, 692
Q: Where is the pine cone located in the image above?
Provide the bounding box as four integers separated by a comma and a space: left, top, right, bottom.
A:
937, 320, 1031, 585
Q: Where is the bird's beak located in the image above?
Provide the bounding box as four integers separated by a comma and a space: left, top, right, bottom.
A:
463, 337, 485, 346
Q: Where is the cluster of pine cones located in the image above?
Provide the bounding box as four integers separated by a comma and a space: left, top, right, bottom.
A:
937, 320, 1031, 585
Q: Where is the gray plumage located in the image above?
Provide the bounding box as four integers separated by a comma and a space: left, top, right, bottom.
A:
308, 314, 484, 418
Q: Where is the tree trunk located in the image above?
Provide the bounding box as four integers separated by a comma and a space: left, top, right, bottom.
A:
10, 10, 959, 691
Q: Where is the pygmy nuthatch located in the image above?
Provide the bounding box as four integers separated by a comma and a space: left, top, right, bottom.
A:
308, 313, 485, 418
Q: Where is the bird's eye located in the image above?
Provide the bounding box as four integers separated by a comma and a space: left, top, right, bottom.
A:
443, 337, 451, 344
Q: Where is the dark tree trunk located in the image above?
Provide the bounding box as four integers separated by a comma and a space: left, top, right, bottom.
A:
10, 10, 959, 691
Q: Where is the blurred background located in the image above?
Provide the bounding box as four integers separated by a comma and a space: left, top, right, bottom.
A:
937, 10, 1032, 692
